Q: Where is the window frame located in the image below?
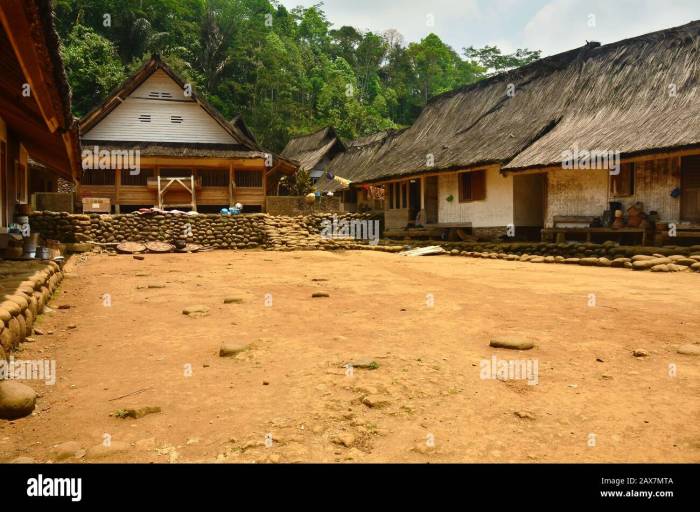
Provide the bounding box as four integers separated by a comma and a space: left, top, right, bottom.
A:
458, 170, 487, 202
610, 162, 635, 198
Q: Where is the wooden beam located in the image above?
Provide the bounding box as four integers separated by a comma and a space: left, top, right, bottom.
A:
115, 168, 121, 213
136, 156, 266, 169
228, 165, 233, 207
0, 2, 62, 133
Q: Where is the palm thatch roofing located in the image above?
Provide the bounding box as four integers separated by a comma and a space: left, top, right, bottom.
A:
280, 126, 346, 172
315, 130, 403, 193
351, 20, 700, 184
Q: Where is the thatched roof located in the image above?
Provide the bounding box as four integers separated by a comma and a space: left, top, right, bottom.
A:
280, 127, 345, 172
352, 20, 700, 183
505, 20, 700, 170
316, 130, 402, 193
0, 0, 81, 178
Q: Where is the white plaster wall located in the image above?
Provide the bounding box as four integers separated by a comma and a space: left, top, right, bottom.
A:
437, 167, 513, 227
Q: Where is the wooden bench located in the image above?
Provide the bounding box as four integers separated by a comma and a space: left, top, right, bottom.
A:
542, 216, 647, 245
655, 223, 700, 245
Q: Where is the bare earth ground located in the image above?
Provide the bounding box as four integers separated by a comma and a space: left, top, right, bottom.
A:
1, 250, 699, 463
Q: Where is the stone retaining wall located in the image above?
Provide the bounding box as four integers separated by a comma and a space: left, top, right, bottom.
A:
0, 260, 63, 361
28, 211, 384, 251
394, 240, 700, 273
265, 196, 342, 216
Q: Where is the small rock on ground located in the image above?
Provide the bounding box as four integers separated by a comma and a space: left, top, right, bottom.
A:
362, 394, 391, 408
633, 349, 650, 357
219, 342, 251, 357
50, 441, 84, 461
312, 292, 330, 298
331, 432, 356, 447
0, 381, 37, 419
490, 339, 535, 350
182, 305, 209, 315
677, 344, 700, 356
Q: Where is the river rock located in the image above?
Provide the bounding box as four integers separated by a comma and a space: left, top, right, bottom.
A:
0, 381, 37, 419
490, 339, 534, 350
182, 305, 209, 316
677, 344, 700, 356
219, 342, 251, 357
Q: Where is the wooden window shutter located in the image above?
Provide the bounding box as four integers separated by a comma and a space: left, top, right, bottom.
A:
610, 163, 634, 197
472, 170, 486, 200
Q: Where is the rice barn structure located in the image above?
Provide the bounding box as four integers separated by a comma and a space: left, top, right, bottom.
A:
78, 55, 297, 213
351, 20, 700, 245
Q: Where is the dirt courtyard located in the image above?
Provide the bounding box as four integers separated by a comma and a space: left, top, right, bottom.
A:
1, 249, 699, 463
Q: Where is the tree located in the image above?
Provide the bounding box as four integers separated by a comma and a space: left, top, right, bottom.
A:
61, 24, 126, 116
463, 46, 541, 74
55, 0, 538, 149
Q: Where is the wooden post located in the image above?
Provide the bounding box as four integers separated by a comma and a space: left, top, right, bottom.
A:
114, 168, 121, 213
190, 173, 197, 212
420, 176, 426, 210
228, 165, 233, 207
261, 168, 267, 212
153, 167, 159, 208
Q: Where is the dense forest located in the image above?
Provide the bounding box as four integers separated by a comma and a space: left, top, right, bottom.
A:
55, 0, 540, 152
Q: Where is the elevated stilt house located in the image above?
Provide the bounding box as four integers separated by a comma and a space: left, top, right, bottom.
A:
353, 21, 700, 245
79, 56, 297, 213
0, 0, 80, 225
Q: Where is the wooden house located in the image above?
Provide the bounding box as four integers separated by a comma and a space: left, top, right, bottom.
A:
0, 0, 80, 225
352, 21, 700, 244
78, 56, 297, 213
280, 127, 346, 184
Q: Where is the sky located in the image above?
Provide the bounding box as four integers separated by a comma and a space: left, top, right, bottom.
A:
278, 0, 700, 56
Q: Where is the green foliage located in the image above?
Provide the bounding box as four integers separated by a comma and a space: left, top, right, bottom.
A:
463, 45, 542, 74
60, 24, 126, 116
281, 168, 313, 196
55, 0, 540, 150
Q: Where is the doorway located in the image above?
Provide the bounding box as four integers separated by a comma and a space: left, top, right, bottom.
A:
409, 179, 421, 224
681, 156, 700, 222
513, 173, 547, 240
424, 176, 438, 224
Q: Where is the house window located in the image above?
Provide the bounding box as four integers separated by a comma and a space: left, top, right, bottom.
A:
138, 114, 151, 123
389, 182, 401, 209
148, 91, 173, 99
16, 163, 27, 202
121, 168, 152, 186
199, 169, 229, 187
610, 162, 635, 197
458, 170, 486, 202
235, 170, 262, 188
171, 115, 183, 124
82, 170, 116, 186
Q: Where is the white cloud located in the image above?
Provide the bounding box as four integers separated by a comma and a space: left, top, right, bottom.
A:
279, 0, 699, 56
522, 0, 700, 55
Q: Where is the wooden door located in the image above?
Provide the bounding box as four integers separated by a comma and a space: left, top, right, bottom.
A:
681, 156, 700, 222
424, 176, 438, 224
